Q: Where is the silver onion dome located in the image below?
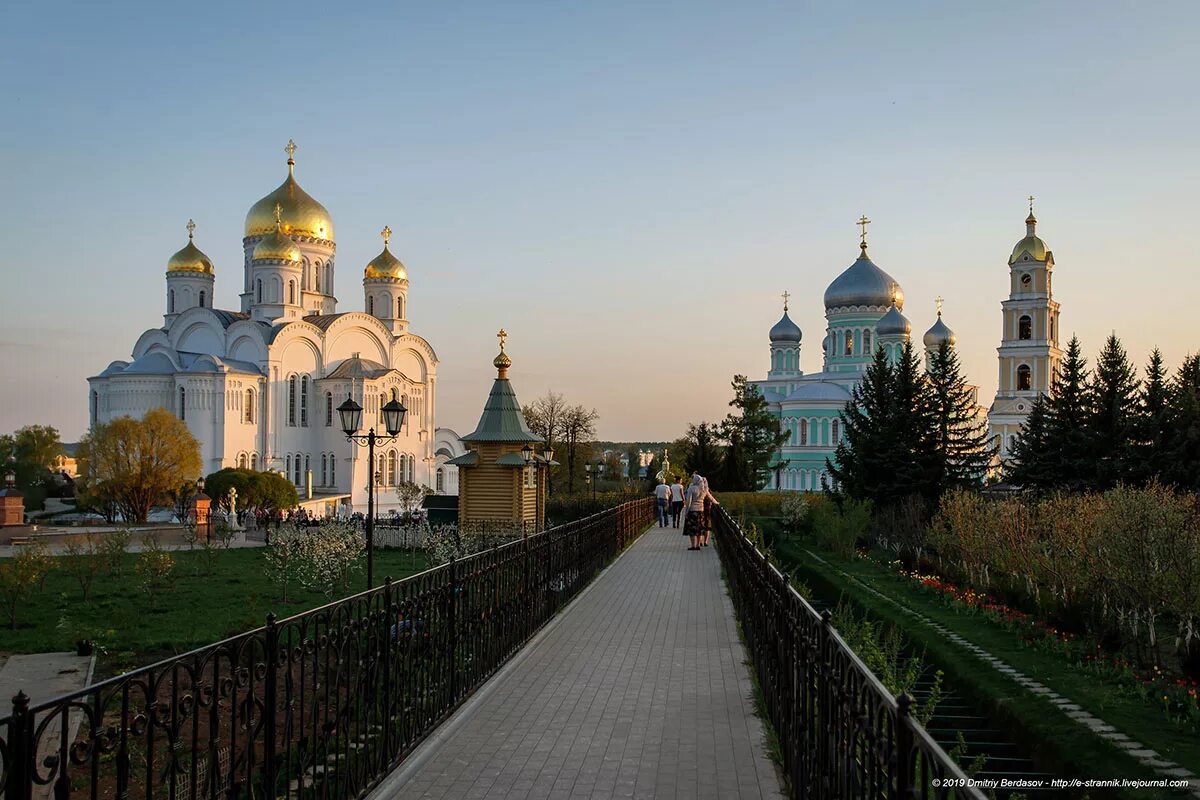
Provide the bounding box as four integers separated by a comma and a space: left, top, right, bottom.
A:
824, 247, 904, 311
923, 314, 956, 348
876, 303, 911, 336
769, 310, 802, 343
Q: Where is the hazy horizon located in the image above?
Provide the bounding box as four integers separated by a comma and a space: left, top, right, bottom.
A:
3, 1, 1198, 442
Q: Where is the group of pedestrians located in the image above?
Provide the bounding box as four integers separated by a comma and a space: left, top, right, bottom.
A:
653, 473, 720, 551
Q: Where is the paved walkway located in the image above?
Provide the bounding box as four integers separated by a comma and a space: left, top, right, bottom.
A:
374, 524, 785, 800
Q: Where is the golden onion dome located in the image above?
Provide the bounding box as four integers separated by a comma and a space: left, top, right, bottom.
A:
364, 225, 408, 280
244, 140, 335, 241
167, 220, 214, 274
1009, 200, 1051, 265
252, 207, 303, 263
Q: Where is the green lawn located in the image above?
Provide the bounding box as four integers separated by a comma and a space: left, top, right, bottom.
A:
2, 547, 431, 679
771, 536, 1189, 798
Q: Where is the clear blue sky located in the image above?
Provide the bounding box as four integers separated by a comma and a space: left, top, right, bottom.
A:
2, 1, 1197, 442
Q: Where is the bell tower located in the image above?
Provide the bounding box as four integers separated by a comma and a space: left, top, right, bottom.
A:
989, 198, 1063, 462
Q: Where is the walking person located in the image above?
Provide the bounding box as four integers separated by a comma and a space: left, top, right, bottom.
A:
669, 476, 685, 528
654, 480, 671, 527
700, 475, 714, 547
683, 473, 718, 550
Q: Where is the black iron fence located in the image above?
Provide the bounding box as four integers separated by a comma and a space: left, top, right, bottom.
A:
0, 498, 655, 800
713, 506, 986, 799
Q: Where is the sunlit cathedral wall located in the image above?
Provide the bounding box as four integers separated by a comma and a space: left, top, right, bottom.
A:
87, 141, 456, 515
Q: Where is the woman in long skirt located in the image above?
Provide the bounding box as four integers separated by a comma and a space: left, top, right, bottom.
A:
683, 474, 718, 551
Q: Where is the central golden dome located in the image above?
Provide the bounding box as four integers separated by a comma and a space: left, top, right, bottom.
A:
244, 140, 335, 241
167, 220, 214, 274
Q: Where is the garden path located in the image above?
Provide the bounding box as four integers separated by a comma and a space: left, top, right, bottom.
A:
369, 522, 785, 799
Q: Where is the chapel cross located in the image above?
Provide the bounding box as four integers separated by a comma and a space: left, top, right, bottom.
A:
781, 290, 790, 311
497, 328, 508, 352
381, 225, 392, 247
858, 215, 871, 248
186, 219, 196, 240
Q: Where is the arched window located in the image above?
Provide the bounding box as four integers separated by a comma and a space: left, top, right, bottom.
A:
377, 454, 385, 485
398, 297, 404, 318
387, 451, 397, 485
244, 389, 255, 424
256, 280, 263, 303
401, 394, 410, 431
408, 455, 415, 483
1049, 316, 1054, 342
199, 290, 205, 308
91, 391, 98, 424
368, 295, 375, 316
294, 454, 302, 486
1017, 364, 1032, 391
832, 419, 840, 445
179, 386, 186, 421
799, 419, 808, 446
251, 453, 258, 470
169, 289, 175, 313
321, 455, 328, 486
288, 280, 296, 305
844, 330, 853, 356
288, 376, 297, 426
304, 454, 310, 481
862, 330, 871, 353
300, 376, 309, 426
313, 265, 321, 292
237, 453, 247, 469
286, 454, 292, 477
330, 455, 336, 486
325, 392, 333, 427
1019, 315, 1032, 340
436, 468, 445, 493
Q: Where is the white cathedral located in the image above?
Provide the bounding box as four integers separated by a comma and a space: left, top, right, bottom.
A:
752, 203, 1061, 489
87, 141, 462, 515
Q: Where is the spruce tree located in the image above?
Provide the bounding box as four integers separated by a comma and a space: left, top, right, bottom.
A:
1165, 355, 1200, 491
1088, 334, 1140, 488
1006, 395, 1053, 489
827, 346, 895, 503
1130, 348, 1171, 485
926, 340, 994, 489
889, 340, 940, 503
719, 376, 787, 491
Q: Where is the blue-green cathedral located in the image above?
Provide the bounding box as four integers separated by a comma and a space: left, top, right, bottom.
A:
751, 221, 956, 491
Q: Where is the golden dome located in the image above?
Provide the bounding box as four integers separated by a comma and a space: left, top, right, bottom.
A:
1009, 234, 1049, 265
364, 225, 408, 280
244, 140, 335, 241
252, 206, 303, 262
167, 220, 214, 274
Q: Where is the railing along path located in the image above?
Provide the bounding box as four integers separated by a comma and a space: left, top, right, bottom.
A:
713, 506, 986, 800
0, 499, 654, 800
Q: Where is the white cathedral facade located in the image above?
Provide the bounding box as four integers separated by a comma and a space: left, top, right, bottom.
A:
88, 141, 456, 515
752, 205, 1061, 489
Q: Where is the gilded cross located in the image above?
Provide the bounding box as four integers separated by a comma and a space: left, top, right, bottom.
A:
935, 295, 944, 316
381, 225, 392, 246
858, 215, 871, 247
497, 328, 508, 352
781, 290, 790, 311
1028, 195, 1035, 214
285, 139, 298, 161
186, 219, 196, 240
274, 202, 283, 225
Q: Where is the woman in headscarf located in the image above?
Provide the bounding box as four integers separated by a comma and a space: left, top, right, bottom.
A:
682, 473, 718, 551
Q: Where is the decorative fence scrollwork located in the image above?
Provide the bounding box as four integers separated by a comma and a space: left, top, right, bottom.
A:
0, 498, 655, 800
713, 506, 987, 799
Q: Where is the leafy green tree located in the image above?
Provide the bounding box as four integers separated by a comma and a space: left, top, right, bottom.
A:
718, 376, 787, 491
926, 340, 994, 490
204, 468, 299, 515
1088, 334, 1140, 489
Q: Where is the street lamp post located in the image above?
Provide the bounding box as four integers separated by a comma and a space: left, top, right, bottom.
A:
522, 443, 555, 532
337, 394, 407, 589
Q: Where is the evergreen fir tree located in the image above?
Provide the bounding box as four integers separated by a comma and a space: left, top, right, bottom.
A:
827, 347, 895, 502
1130, 348, 1171, 485
1006, 395, 1053, 489
1165, 355, 1200, 491
682, 422, 724, 479
1088, 334, 1140, 488
889, 340, 940, 503
926, 340, 994, 489
719, 375, 787, 491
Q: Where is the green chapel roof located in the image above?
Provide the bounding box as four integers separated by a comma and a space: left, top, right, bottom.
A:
460, 331, 545, 444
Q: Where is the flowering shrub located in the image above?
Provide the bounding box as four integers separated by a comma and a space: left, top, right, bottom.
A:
264, 522, 365, 599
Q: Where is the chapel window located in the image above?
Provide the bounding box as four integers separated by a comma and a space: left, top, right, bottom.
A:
1019, 315, 1032, 340
1017, 364, 1032, 391
199, 290, 205, 308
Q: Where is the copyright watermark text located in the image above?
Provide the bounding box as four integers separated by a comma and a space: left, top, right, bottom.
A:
931, 777, 1193, 790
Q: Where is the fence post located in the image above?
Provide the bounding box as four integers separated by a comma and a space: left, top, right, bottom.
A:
896, 692, 914, 799
262, 612, 278, 799
382, 577, 394, 763
818, 609, 833, 796
448, 557, 459, 703
6, 691, 32, 800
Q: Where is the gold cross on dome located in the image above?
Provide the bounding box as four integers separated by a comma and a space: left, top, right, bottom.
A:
858, 215, 871, 247
186, 219, 196, 240
1028, 195, 1035, 214
497, 328, 508, 352
284, 139, 298, 162
781, 290, 790, 311
936, 295, 944, 316
274, 202, 283, 225
381, 225, 392, 246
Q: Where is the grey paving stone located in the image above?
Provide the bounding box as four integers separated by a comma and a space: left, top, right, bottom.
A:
372, 526, 785, 799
